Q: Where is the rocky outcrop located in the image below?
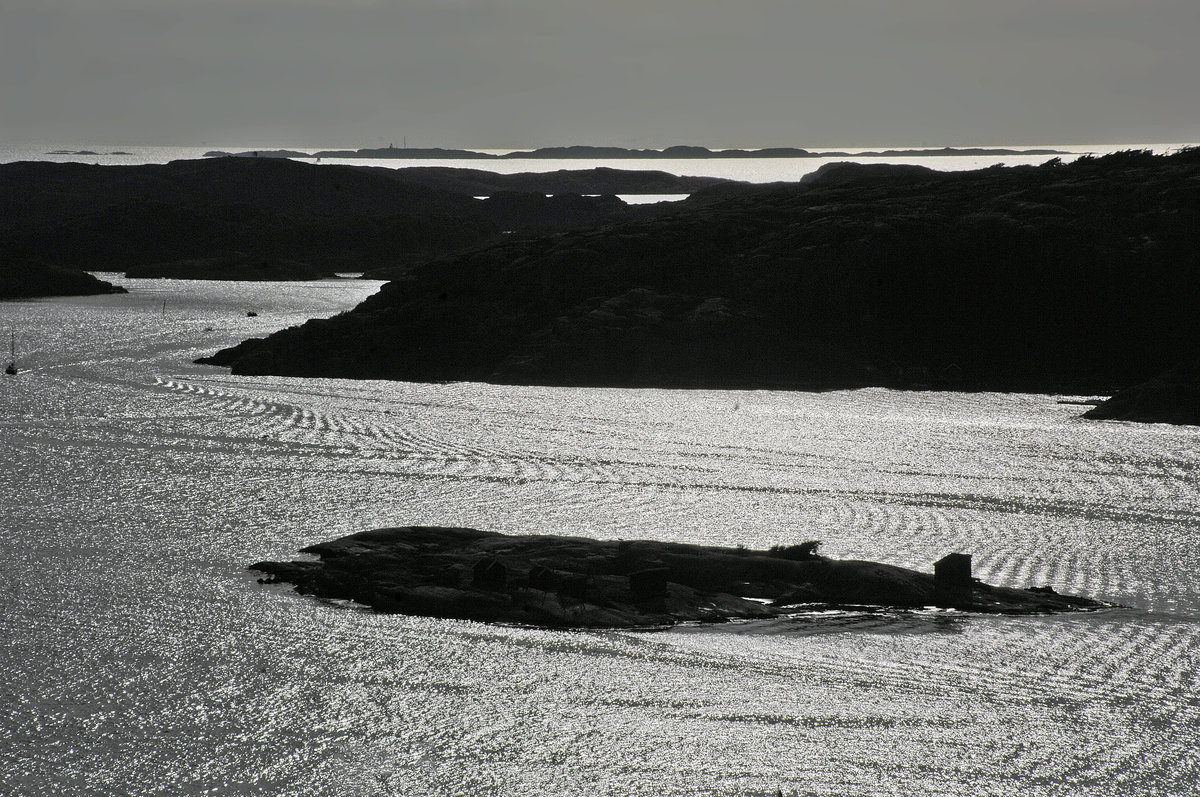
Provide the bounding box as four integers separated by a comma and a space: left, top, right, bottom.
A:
252, 526, 1105, 628
0, 259, 127, 298
1084, 361, 1200, 425
199, 150, 1200, 395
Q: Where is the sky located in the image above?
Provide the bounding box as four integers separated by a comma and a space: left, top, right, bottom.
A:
3, 0, 1199, 149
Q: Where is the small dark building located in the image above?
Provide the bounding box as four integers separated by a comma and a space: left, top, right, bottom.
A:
527, 564, 555, 592
934, 553, 973, 588
629, 567, 670, 601
473, 557, 507, 590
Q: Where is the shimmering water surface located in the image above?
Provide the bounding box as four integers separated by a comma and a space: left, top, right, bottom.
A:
2, 277, 1199, 796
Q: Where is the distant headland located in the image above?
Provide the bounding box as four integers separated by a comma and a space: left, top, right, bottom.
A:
203, 144, 1071, 160
253, 526, 1105, 628
1, 259, 126, 299
0, 158, 702, 276
199, 149, 1200, 418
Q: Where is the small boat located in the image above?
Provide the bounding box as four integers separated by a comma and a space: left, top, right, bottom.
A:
5, 331, 18, 375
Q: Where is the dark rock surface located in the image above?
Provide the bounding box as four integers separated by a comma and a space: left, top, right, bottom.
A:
0, 259, 127, 298
200, 150, 1200, 396
125, 254, 330, 281
252, 526, 1105, 628
1084, 361, 1200, 425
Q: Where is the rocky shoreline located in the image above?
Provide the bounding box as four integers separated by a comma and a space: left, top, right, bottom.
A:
253, 526, 1106, 629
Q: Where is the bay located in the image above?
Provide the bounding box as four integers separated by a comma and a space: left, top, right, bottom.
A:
2, 274, 1198, 795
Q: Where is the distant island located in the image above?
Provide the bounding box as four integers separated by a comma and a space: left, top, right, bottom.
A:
45, 149, 131, 156
253, 526, 1105, 628
204, 144, 1071, 160
199, 150, 1200, 418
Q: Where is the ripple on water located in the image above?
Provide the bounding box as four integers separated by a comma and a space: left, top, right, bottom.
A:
2, 279, 1199, 794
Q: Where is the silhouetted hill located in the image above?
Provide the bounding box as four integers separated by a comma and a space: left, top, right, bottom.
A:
0, 259, 126, 298
199, 150, 1200, 395
0, 158, 499, 273
0, 159, 684, 276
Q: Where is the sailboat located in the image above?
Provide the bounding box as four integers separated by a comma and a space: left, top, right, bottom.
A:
5, 331, 17, 375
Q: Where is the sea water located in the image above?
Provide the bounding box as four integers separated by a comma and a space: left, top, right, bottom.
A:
1, 275, 1198, 795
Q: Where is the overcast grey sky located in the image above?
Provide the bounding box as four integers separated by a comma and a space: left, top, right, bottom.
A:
3, 0, 1198, 148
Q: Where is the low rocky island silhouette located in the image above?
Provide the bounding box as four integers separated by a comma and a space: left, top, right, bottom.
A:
253, 526, 1105, 628
205, 144, 1070, 160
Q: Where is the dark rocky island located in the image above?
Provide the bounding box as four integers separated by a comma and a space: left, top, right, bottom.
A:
0, 259, 127, 298
200, 150, 1200, 398
253, 526, 1104, 628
